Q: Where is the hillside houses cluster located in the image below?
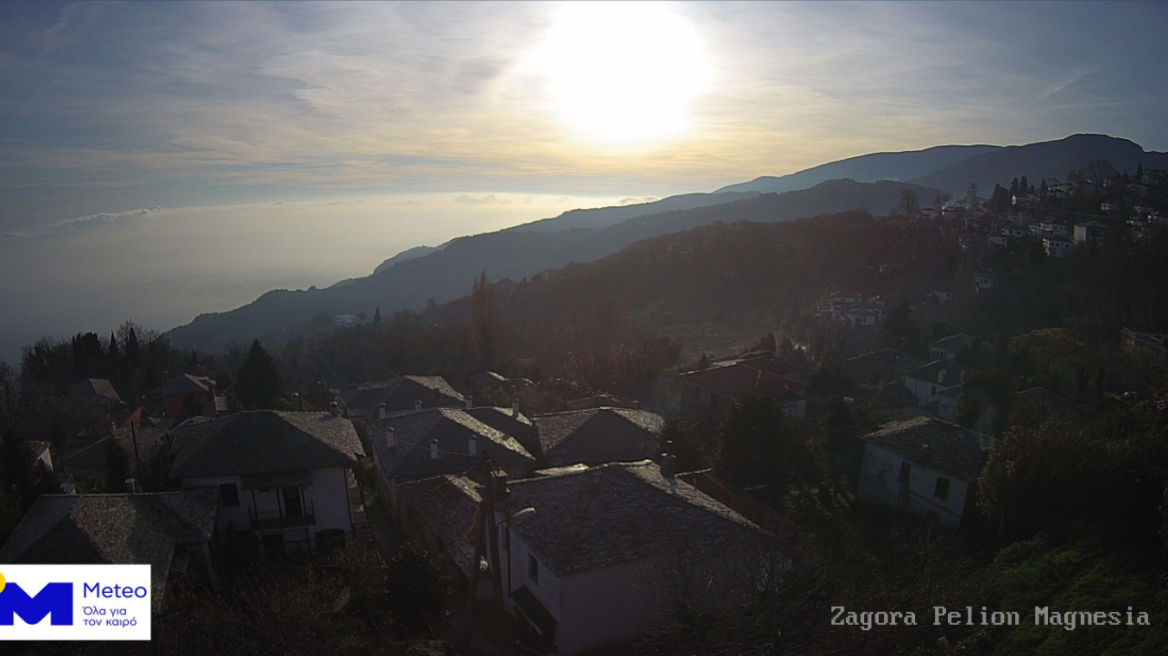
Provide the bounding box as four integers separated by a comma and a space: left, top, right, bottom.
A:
3, 367, 785, 655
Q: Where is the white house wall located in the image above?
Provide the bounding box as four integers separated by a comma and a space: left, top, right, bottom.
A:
557, 557, 668, 655
182, 466, 353, 538
856, 443, 971, 528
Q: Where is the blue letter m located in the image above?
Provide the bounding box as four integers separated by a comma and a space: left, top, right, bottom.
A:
0, 583, 73, 625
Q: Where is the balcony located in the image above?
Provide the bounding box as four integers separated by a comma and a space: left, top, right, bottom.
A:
249, 500, 316, 530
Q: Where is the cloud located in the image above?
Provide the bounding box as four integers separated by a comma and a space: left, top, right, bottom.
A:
620, 196, 661, 205
52, 206, 162, 229
454, 194, 502, 205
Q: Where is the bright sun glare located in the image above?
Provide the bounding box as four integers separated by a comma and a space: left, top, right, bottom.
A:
535, 2, 712, 144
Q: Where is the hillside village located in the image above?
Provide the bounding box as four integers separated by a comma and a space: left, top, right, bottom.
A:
1, 160, 1168, 655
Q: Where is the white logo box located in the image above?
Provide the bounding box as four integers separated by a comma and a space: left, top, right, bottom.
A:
0, 564, 152, 641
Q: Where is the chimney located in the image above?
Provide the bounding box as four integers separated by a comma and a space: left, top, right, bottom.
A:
465, 398, 473, 409
329, 401, 339, 417
291, 392, 301, 410
468, 435, 478, 457
378, 403, 387, 420
385, 428, 395, 450
415, 400, 423, 412
430, 439, 439, 460
511, 399, 520, 418
938, 369, 947, 385
660, 453, 677, 478
124, 478, 136, 493
494, 471, 510, 497
110, 423, 117, 435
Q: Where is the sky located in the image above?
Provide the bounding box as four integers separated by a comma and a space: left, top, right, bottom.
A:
1, 1, 1167, 360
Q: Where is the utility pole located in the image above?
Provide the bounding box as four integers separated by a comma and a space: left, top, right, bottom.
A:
483, 468, 512, 656
129, 420, 144, 488
460, 459, 513, 656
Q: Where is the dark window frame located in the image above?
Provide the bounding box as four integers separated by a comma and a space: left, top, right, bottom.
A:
934, 476, 950, 501
220, 482, 240, 508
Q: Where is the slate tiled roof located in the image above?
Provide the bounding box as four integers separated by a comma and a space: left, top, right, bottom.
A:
470, 371, 508, 388
500, 460, 768, 576
167, 411, 364, 478
161, 374, 215, 397
67, 378, 124, 407
931, 333, 973, 352
341, 376, 464, 413
396, 475, 482, 577
532, 408, 663, 465
465, 406, 538, 454
904, 360, 966, 385
373, 409, 534, 480
938, 384, 965, 399
678, 362, 806, 399
862, 416, 995, 481
64, 426, 166, 477
0, 491, 218, 608
28, 441, 51, 460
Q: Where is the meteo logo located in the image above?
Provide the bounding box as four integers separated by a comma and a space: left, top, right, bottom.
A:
0, 565, 152, 641
0, 571, 73, 626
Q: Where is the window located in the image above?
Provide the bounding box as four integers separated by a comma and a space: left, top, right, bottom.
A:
528, 554, 539, 582
934, 477, 950, 501
898, 462, 911, 482
220, 483, 240, 508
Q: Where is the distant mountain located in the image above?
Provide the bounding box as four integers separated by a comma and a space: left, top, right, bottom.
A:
716, 144, 1001, 194
372, 244, 445, 275
509, 191, 760, 233
165, 179, 943, 351
909, 134, 1168, 195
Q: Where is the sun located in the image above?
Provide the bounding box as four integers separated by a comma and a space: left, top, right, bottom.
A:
533, 2, 712, 144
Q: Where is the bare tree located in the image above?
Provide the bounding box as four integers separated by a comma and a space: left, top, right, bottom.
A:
470, 270, 500, 372
1085, 158, 1116, 190
899, 189, 920, 219
964, 183, 980, 210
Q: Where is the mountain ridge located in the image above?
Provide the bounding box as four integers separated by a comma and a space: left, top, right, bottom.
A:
165, 179, 943, 350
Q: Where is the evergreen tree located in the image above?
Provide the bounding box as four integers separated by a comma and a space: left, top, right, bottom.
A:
0, 429, 60, 514
107, 332, 121, 385
104, 438, 131, 492
237, 340, 281, 408
1039, 178, 1049, 198
470, 271, 499, 372
1009, 178, 1019, 198
883, 301, 921, 354
1136, 162, 1144, 181
125, 327, 141, 369
716, 395, 818, 503
373, 307, 382, 328
1019, 176, 1029, 198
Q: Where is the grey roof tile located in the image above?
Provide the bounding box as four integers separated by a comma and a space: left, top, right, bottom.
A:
167, 411, 364, 478
396, 475, 482, 577
0, 491, 218, 608
341, 376, 464, 413
862, 416, 995, 481
372, 408, 534, 479
532, 408, 663, 464
500, 460, 768, 576
162, 374, 215, 397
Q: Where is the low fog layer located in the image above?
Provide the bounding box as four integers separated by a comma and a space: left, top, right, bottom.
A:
0, 193, 621, 362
